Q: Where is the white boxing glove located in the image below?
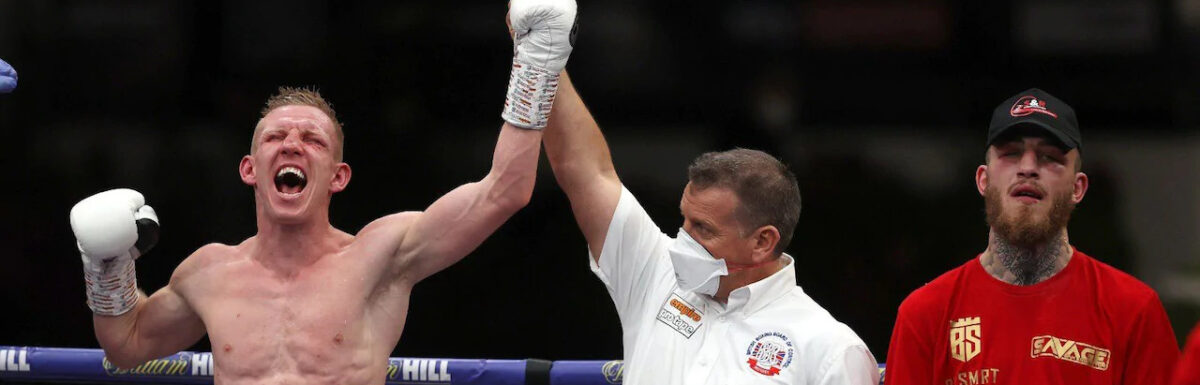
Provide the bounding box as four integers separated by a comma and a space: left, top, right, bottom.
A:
70, 189, 160, 316
501, 0, 578, 130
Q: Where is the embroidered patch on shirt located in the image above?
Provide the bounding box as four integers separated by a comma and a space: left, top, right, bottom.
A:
745, 331, 794, 376
656, 293, 704, 338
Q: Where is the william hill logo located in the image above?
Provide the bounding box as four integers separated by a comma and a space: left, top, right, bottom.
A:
0, 348, 30, 372
1030, 335, 1110, 370
949, 317, 982, 362
386, 359, 451, 383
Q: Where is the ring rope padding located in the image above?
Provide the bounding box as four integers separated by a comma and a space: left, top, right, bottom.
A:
0, 346, 885, 384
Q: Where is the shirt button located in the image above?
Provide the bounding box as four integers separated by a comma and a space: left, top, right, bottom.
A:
718, 316, 726, 322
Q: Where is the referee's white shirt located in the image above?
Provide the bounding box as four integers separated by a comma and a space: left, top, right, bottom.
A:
590, 186, 879, 385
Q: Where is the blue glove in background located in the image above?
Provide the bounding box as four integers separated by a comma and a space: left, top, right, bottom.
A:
0, 58, 17, 93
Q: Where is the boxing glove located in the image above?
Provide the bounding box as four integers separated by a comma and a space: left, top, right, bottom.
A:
501, 0, 578, 130
70, 189, 160, 316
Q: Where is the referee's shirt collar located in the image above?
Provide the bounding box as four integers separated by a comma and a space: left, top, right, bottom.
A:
719, 254, 797, 316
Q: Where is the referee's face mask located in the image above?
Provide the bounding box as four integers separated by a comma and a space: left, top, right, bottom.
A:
674, 184, 775, 296
669, 228, 728, 295
669, 228, 775, 296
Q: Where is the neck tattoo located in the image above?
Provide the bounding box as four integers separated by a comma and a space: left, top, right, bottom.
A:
985, 234, 1070, 286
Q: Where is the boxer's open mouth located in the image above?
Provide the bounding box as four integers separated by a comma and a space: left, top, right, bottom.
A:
1009, 184, 1044, 204
275, 166, 307, 195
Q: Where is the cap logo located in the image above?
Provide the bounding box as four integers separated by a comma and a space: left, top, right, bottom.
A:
1010, 96, 1059, 118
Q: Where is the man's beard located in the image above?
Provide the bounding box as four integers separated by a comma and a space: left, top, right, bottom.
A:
984, 182, 1075, 285
985, 182, 1074, 247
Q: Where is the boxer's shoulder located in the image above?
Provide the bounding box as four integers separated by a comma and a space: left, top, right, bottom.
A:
165, 243, 240, 299
356, 212, 421, 241
171, 243, 241, 281
194, 242, 243, 264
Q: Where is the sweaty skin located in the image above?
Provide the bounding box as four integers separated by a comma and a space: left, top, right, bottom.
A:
92, 105, 541, 385
173, 234, 397, 384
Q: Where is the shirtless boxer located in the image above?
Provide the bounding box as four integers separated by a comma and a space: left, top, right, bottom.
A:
67, 1, 576, 383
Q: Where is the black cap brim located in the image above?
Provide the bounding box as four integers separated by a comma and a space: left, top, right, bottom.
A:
989, 119, 1080, 151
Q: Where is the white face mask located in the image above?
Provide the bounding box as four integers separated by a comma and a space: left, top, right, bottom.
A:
668, 228, 728, 296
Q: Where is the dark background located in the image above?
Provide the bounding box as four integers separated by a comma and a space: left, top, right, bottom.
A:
1, 0, 1197, 364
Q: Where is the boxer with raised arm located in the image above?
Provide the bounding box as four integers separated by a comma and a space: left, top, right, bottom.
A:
67, 1, 576, 383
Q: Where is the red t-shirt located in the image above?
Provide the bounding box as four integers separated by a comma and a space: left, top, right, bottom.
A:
885, 248, 1179, 385
1175, 322, 1200, 385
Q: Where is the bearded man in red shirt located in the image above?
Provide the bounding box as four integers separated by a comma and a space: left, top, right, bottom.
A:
884, 88, 1180, 385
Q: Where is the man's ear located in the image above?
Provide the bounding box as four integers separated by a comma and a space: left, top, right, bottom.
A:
749, 225, 781, 263
975, 165, 989, 197
239, 155, 256, 186
330, 162, 352, 193
1072, 172, 1088, 204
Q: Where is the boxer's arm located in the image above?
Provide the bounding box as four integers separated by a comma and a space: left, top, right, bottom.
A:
374, 0, 573, 284
92, 251, 207, 368
543, 72, 622, 259
386, 124, 541, 284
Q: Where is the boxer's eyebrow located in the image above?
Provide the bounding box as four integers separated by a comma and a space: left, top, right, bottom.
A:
305, 126, 328, 135
301, 129, 329, 143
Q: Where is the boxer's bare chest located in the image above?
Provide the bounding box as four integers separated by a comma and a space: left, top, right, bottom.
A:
184, 243, 410, 384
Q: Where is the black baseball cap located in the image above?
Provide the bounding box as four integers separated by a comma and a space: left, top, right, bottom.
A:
987, 88, 1081, 151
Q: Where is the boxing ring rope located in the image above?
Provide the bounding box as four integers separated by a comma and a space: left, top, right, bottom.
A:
0, 346, 886, 384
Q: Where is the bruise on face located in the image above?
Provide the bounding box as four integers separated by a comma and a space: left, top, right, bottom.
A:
251, 105, 340, 159
991, 141, 1068, 168
988, 126, 1073, 169
257, 125, 333, 153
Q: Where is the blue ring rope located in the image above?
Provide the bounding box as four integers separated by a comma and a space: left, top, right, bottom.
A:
0, 346, 885, 384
